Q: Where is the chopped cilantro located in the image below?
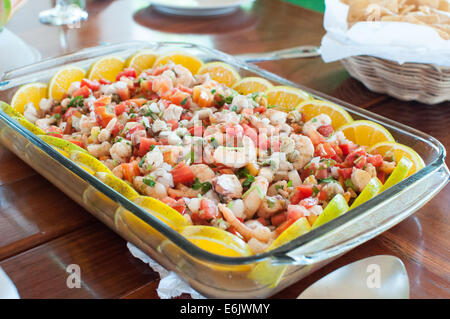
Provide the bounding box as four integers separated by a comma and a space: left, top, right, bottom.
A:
312, 185, 320, 197
68, 96, 84, 108
180, 97, 188, 105
231, 105, 238, 112
192, 178, 212, 195
242, 174, 255, 188
319, 177, 336, 184
211, 89, 216, 94
287, 180, 293, 187
150, 144, 156, 151
143, 177, 156, 187
138, 157, 146, 168
236, 167, 250, 179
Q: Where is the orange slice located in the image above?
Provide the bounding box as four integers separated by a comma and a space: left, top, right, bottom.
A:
265, 86, 311, 111
337, 120, 395, 147
296, 99, 353, 129
126, 50, 158, 76
48, 66, 86, 101
232, 76, 273, 95
87, 56, 125, 82
197, 62, 241, 87
11, 82, 48, 113
153, 51, 204, 74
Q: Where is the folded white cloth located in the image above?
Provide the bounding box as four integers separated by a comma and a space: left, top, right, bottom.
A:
127, 243, 205, 299
320, 0, 450, 66
0, 267, 19, 299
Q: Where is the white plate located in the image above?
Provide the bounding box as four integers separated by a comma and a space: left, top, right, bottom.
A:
150, 0, 252, 16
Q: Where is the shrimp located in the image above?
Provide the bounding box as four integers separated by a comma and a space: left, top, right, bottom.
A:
149, 167, 174, 188
218, 204, 272, 243
321, 182, 344, 200
173, 64, 194, 88
264, 109, 288, 126
133, 176, 167, 200
258, 167, 274, 183
302, 114, 332, 137
227, 199, 246, 220
110, 140, 132, 164
140, 146, 164, 173
79, 115, 97, 134
152, 74, 173, 97
190, 164, 215, 183
97, 117, 117, 143
87, 141, 111, 158
168, 184, 201, 198
257, 195, 286, 218
162, 104, 183, 122
267, 180, 291, 198
23, 103, 39, 123
212, 174, 243, 200
213, 136, 256, 168
289, 134, 314, 170
35, 116, 56, 130
39, 98, 54, 114
351, 168, 371, 192
242, 175, 269, 219
248, 238, 270, 254
229, 95, 252, 113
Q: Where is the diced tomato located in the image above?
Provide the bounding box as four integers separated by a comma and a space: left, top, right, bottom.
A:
45, 126, 63, 138
318, 189, 328, 201
72, 86, 91, 98
339, 142, 358, 156
99, 78, 111, 85
116, 68, 137, 81
162, 197, 186, 215
367, 154, 383, 167
180, 112, 193, 121
166, 119, 179, 131
117, 87, 130, 101
287, 205, 305, 221
199, 198, 218, 220
171, 161, 195, 185
111, 122, 124, 137
291, 185, 314, 205
115, 102, 128, 116
315, 166, 329, 179
315, 142, 336, 159
338, 167, 353, 179
121, 162, 140, 183
300, 197, 318, 209
330, 143, 344, 162
256, 217, 267, 226
138, 137, 159, 157
345, 148, 367, 169
80, 79, 100, 91
188, 125, 204, 137
52, 105, 63, 115
270, 213, 286, 227
317, 125, 334, 137
308, 130, 325, 145
94, 106, 116, 128
254, 106, 266, 114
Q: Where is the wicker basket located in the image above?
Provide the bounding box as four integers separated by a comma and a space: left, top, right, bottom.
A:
341, 56, 450, 104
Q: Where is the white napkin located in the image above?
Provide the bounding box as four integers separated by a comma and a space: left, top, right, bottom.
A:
320, 0, 450, 66
0, 267, 20, 299
127, 243, 205, 299
0, 28, 41, 72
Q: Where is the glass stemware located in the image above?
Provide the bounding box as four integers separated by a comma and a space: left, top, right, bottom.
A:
39, 0, 88, 26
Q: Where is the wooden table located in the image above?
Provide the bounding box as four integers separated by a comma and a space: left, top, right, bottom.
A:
1, 0, 449, 299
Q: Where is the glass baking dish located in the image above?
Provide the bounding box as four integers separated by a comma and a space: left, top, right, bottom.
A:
0, 41, 448, 298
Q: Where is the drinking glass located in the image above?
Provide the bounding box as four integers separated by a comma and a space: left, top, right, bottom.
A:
39, 0, 88, 26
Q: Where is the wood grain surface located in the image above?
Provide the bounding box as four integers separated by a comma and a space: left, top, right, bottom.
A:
0, 0, 448, 299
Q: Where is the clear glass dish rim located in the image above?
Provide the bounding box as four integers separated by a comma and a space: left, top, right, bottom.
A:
0, 41, 447, 266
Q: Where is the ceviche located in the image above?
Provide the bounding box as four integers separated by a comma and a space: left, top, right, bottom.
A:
3, 51, 424, 255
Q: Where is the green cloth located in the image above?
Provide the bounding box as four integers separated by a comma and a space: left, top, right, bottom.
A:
284, 0, 325, 13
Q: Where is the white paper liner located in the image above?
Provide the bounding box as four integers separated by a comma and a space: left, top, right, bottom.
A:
320, 0, 450, 66
127, 243, 205, 299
